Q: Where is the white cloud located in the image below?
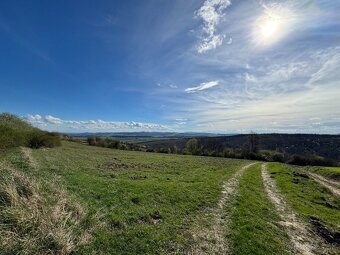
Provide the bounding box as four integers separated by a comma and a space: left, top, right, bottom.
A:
26, 114, 42, 122
174, 118, 188, 125
45, 115, 62, 124
23, 115, 169, 132
169, 84, 178, 89
196, 0, 232, 53
175, 118, 187, 122
185, 80, 220, 93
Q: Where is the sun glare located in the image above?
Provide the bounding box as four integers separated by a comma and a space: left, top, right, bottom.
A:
260, 16, 280, 39
254, 6, 295, 46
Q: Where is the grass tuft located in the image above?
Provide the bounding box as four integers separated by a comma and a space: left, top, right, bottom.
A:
0, 162, 91, 255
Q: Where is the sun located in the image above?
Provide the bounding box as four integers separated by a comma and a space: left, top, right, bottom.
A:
260, 16, 280, 39
253, 6, 295, 46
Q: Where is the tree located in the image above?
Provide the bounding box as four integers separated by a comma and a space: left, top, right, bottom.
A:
87, 136, 97, 146
249, 132, 259, 153
223, 147, 235, 158
186, 138, 198, 155
169, 145, 178, 154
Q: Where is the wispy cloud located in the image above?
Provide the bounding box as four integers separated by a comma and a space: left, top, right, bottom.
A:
185, 80, 220, 93
169, 84, 178, 89
24, 114, 169, 132
196, 0, 232, 53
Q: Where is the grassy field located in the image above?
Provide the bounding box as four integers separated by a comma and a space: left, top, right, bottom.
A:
1, 141, 339, 254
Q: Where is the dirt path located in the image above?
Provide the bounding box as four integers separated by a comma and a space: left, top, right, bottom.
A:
308, 172, 340, 197
188, 163, 255, 255
261, 164, 328, 255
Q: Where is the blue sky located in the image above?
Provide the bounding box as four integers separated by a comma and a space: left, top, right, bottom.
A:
0, 0, 339, 133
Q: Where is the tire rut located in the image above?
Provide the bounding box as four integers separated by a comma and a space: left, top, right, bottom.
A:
261, 164, 328, 255
188, 163, 255, 255
308, 172, 340, 197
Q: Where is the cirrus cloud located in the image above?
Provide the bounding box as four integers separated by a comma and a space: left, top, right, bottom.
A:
185, 80, 220, 93
196, 0, 232, 53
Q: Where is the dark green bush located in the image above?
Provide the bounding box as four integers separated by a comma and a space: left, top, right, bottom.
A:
272, 152, 285, 163
0, 125, 26, 149
289, 154, 337, 167
27, 132, 61, 149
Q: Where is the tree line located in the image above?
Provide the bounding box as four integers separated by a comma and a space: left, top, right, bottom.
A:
85, 133, 337, 167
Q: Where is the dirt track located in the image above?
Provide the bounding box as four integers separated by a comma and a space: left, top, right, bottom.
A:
189, 163, 255, 255
308, 172, 340, 197
261, 164, 328, 255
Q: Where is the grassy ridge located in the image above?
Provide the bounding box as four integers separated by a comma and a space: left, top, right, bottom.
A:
0, 113, 60, 150
29, 141, 248, 254
229, 164, 292, 255
267, 163, 340, 231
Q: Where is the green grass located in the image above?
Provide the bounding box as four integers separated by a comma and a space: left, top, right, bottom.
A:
26, 141, 248, 254
267, 163, 340, 231
304, 166, 340, 181
2, 142, 339, 254
229, 164, 292, 255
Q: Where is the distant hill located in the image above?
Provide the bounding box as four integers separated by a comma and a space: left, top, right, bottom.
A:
141, 134, 340, 161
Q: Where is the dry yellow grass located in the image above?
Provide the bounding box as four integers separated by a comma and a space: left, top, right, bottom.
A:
0, 161, 91, 255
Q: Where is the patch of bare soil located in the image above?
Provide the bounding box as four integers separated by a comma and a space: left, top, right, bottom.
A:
308, 173, 340, 197
261, 164, 331, 255
309, 217, 340, 246
187, 163, 255, 255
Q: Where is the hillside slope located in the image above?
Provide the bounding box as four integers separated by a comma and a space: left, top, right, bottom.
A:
0, 142, 339, 254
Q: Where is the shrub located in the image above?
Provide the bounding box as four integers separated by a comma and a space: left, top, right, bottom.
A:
27, 131, 61, 149
289, 154, 337, 167
107, 140, 120, 149
0, 125, 26, 149
272, 152, 285, 163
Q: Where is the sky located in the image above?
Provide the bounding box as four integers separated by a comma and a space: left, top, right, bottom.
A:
0, 0, 339, 133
